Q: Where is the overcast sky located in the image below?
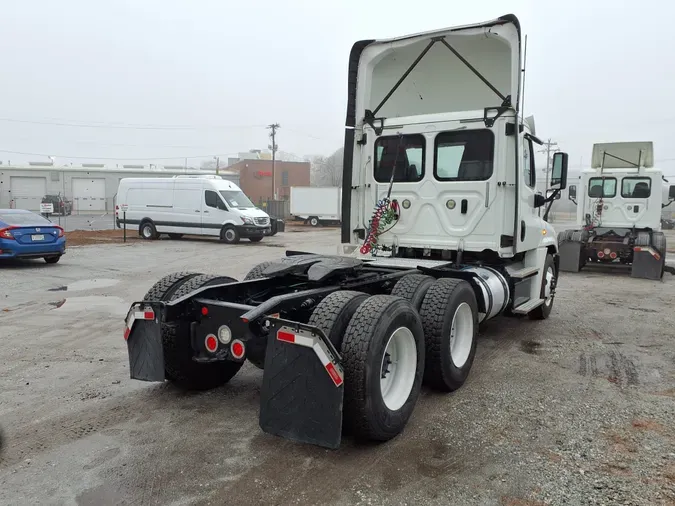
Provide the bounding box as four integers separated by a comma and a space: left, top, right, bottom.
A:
2, 0, 674, 175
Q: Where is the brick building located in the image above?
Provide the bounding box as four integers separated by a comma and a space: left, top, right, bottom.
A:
227, 159, 310, 204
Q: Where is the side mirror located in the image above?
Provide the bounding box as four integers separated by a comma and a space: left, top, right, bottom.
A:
670, 185, 675, 199
550, 152, 568, 190
568, 185, 577, 200
534, 193, 546, 208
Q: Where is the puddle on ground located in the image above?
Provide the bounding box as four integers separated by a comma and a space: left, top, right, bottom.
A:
520, 340, 542, 355
47, 278, 120, 292
50, 295, 128, 316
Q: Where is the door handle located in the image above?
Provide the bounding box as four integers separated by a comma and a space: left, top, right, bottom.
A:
203, 210, 209, 213
195, 210, 200, 212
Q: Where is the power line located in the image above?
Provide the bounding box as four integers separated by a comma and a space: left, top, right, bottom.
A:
0, 148, 240, 161
0, 116, 266, 131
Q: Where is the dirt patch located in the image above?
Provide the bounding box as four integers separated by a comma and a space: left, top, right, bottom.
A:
66, 229, 139, 247
631, 419, 666, 433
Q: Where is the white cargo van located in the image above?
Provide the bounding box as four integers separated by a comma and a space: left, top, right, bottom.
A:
115, 176, 272, 243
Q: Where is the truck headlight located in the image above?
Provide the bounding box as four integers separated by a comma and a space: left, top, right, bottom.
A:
241, 216, 254, 225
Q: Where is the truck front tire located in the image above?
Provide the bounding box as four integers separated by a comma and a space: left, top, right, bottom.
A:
341, 295, 424, 442
529, 254, 556, 320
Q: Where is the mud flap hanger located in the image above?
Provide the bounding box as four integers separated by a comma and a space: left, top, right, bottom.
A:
364, 36, 512, 135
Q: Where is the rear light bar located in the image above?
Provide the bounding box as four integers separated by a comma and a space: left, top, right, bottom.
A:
56, 226, 64, 238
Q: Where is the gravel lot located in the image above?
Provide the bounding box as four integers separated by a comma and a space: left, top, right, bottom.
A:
1, 226, 674, 506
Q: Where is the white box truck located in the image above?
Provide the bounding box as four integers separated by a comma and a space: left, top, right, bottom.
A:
115, 175, 273, 243
290, 186, 341, 226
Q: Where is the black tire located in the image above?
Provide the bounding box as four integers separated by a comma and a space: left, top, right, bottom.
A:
139, 221, 158, 240
309, 216, 320, 227
419, 278, 478, 392
341, 295, 425, 442
391, 273, 435, 311
308, 291, 369, 350
168, 233, 184, 240
44, 255, 61, 264
163, 274, 243, 390
529, 254, 556, 320
249, 236, 263, 243
220, 225, 240, 244
244, 261, 274, 281
142, 271, 201, 302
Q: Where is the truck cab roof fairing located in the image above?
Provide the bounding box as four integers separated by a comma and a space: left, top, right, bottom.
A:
344, 14, 522, 128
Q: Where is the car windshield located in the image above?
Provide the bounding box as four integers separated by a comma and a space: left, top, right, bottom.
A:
220, 190, 255, 209
0, 212, 51, 225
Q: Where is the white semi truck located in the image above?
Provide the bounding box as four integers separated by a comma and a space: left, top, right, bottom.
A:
559, 141, 675, 279
122, 14, 569, 449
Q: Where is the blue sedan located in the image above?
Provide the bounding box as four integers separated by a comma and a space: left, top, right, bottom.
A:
0, 209, 66, 264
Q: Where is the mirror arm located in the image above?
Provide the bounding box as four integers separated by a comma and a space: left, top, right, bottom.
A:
571, 198, 577, 206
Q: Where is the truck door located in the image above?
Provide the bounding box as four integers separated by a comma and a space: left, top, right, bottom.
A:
516, 136, 542, 252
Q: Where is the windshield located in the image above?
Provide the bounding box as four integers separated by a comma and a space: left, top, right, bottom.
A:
0, 212, 52, 226
220, 190, 255, 209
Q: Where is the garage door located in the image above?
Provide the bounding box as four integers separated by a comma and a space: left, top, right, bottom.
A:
10, 176, 47, 211
72, 178, 106, 212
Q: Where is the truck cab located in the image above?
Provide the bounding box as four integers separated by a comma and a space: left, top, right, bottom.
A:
560, 141, 674, 279
340, 15, 567, 265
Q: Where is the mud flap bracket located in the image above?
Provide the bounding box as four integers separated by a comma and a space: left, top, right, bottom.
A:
259, 317, 344, 449
125, 301, 166, 382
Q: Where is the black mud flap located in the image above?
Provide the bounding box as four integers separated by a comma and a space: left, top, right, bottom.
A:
259, 318, 344, 450
631, 247, 664, 280
125, 302, 166, 382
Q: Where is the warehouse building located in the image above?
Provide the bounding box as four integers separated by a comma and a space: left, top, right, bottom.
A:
0, 164, 239, 212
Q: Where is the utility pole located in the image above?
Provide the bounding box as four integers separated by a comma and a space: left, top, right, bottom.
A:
214, 156, 220, 175
538, 138, 559, 191
267, 123, 280, 200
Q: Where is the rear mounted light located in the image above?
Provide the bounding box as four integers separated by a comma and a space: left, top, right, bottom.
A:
201, 306, 209, 316
610, 252, 617, 259
0, 227, 16, 240
231, 340, 245, 359
56, 226, 65, 238
205, 334, 218, 353
597, 251, 605, 258
218, 325, 232, 344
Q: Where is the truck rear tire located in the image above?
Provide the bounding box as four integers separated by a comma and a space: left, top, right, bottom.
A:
142, 271, 200, 302
419, 278, 478, 392
528, 254, 557, 320
308, 291, 369, 350
244, 261, 274, 281
309, 216, 320, 227
341, 295, 424, 442
390, 273, 435, 311
162, 274, 244, 390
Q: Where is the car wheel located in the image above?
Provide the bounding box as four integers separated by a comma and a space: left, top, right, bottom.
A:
220, 226, 240, 244
44, 255, 61, 264
140, 221, 157, 240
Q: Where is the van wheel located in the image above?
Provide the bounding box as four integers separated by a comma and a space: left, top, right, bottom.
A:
140, 221, 158, 240
220, 226, 240, 244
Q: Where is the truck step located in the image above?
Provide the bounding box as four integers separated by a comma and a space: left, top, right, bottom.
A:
508, 266, 539, 280
512, 298, 545, 314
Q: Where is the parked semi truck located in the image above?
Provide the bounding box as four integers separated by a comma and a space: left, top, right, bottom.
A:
123, 14, 569, 449
559, 141, 675, 279
290, 186, 341, 226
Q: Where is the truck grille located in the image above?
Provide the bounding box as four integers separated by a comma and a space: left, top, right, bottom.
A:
255, 217, 269, 226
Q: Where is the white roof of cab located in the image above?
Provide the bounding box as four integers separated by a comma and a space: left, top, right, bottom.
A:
591, 142, 654, 169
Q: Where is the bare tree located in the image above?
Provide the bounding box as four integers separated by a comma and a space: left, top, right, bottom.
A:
312, 147, 343, 187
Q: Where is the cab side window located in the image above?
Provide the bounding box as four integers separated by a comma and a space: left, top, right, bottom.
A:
523, 138, 536, 188
205, 190, 227, 210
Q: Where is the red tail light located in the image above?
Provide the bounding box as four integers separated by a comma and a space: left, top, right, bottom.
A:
56, 226, 65, 238
0, 227, 16, 240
